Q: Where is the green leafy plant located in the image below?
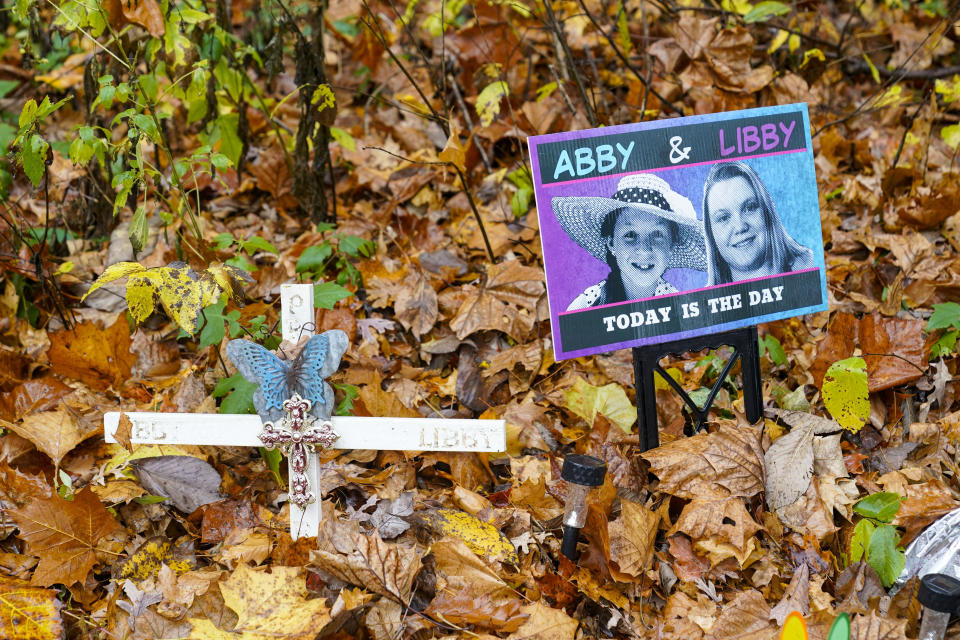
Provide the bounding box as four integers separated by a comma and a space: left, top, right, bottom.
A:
927, 302, 960, 358
849, 491, 906, 587
759, 334, 787, 366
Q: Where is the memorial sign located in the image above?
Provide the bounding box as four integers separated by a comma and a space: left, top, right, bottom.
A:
529, 103, 828, 361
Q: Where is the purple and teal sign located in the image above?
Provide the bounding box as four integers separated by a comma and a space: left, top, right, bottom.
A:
529, 103, 828, 360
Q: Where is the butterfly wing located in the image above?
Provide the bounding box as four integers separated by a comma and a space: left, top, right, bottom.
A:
225, 339, 291, 422
290, 330, 349, 420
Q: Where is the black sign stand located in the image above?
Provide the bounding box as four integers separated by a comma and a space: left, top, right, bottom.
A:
632, 325, 763, 452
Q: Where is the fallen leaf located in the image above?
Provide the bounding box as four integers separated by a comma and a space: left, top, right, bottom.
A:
131, 456, 223, 514
710, 590, 776, 640
431, 538, 511, 597
47, 315, 135, 391
0, 377, 73, 422
642, 424, 765, 500
425, 589, 528, 632
445, 259, 545, 341
117, 536, 191, 582
563, 377, 636, 433
0, 575, 63, 640
822, 357, 870, 432
848, 610, 908, 640
10, 487, 124, 587
507, 601, 578, 640
2, 409, 96, 467
219, 564, 329, 640
670, 497, 760, 553
365, 597, 404, 640
509, 476, 562, 521
769, 564, 809, 625
417, 508, 519, 564
114, 413, 134, 453
311, 503, 422, 601
608, 499, 659, 579
395, 271, 438, 338
764, 423, 814, 509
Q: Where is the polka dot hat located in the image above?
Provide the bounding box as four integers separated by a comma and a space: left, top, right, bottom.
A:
551, 173, 707, 271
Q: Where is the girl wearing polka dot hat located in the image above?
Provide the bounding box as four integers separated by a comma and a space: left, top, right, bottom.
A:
552, 174, 707, 310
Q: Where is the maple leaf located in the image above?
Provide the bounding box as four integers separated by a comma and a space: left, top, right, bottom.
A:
642, 424, 765, 500
47, 315, 135, 391
9, 487, 124, 587
217, 564, 329, 640
0, 576, 63, 640
445, 259, 545, 341
507, 601, 578, 640
608, 499, 659, 579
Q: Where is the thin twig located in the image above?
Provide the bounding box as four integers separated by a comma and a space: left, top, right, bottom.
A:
360, 0, 450, 136
364, 145, 496, 263
542, 0, 599, 127
575, 0, 682, 116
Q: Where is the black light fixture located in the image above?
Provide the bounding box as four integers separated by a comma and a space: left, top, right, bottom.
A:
560, 454, 607, 561
918, 573, 960, 640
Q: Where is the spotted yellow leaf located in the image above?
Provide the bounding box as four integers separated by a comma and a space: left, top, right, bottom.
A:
81, 261, 146, 300
420, 509, 518, 564
822, 357, 869, 432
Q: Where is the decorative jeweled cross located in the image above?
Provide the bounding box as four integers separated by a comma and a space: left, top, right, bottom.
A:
258, 394, 338, 508
103, 283, 506, 539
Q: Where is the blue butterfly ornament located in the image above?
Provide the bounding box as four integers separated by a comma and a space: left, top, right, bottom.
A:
225, 330, 349, 423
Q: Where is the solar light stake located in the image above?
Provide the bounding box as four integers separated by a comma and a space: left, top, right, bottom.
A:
918, 573, 960, 640
560, 455, 607, 561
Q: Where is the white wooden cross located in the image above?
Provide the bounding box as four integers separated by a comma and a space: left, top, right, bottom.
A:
104, 283, 506, 539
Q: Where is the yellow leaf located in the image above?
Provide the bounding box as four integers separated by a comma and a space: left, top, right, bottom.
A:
219, 564, 329, 640
118, 537, 191, 582
0, 576, 64, 640
874, 84, 906, 108
476, 81, 509, 127
54, 261, 74, 276
800, 48, 825, 69
822, 357, 869, 432
156, 265, 204, 334
563, 377, 636, 433
126, 272, 157, 323
942, 124, 960, 150
421, 509, 519, 564
767, 29, 789, 54
81, 261, 146, 301
439, 132, 467, 173
935, 74, 960, 104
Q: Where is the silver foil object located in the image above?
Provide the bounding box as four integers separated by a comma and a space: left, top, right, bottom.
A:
893, 508, 960, 593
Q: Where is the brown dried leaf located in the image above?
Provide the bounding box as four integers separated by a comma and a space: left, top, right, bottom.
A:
114, 413, 134, 454
431, 538, 510, 597
710, 590, 776, 640
849, 610, 908, 640
608, 499, 659, 579
892, 478, 960, 543
10, 487, 124, 587
671, 497, 761, 553
310, 503, 422, 601
0, 377, 73, 422
642, 424, 765, 500
769, 564, 809, 625
395, 270, 438, 338
446, 260, 544, 341
425, 590, 527, 632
